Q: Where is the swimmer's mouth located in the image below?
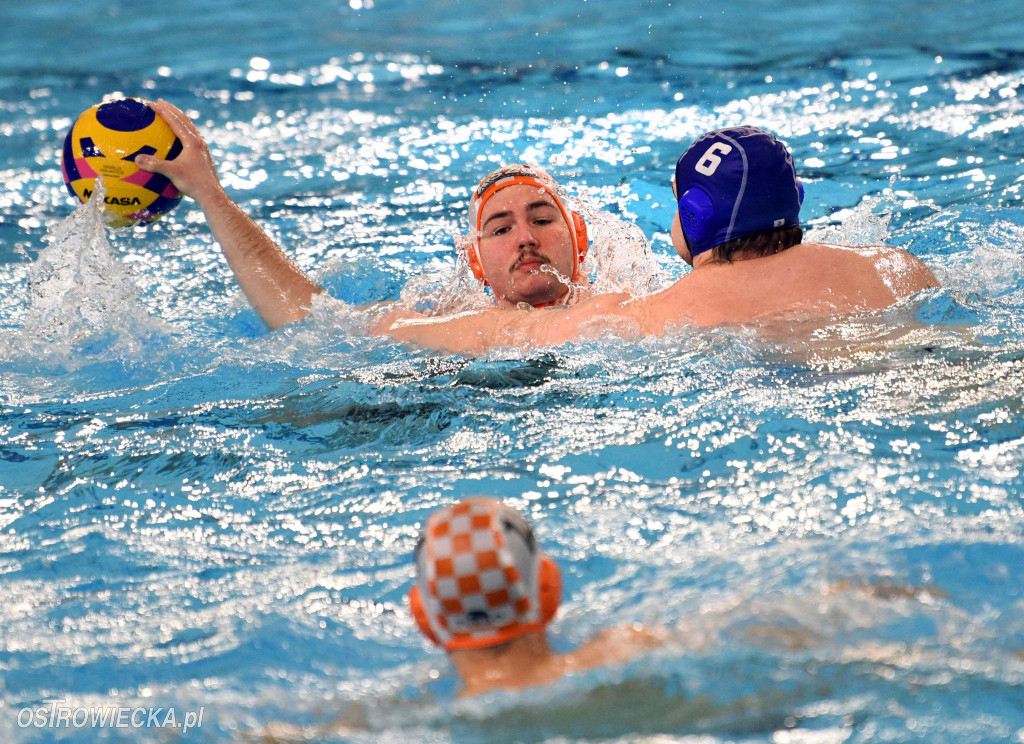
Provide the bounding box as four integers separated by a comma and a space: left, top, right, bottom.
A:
514, 253, 549, 272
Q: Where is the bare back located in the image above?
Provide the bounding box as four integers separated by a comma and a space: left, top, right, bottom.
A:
629, 242, 939, 333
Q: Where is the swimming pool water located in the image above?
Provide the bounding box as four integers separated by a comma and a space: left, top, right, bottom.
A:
1, 1, 1023, 742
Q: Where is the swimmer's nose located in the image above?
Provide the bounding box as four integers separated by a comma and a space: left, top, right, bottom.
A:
511, 221, 539, 249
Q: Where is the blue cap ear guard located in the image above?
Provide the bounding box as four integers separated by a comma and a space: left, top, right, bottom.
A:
677, 187, 717, 251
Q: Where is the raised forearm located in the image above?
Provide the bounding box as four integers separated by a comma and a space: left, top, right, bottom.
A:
196, 188, 321, 329
136, 99, 321, 330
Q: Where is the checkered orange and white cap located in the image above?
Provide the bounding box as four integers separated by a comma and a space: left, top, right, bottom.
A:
413, 498, 555, 650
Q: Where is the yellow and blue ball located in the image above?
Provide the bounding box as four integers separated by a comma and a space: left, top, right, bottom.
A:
61, 98, 182, 227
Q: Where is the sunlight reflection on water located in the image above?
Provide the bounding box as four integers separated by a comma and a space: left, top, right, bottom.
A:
2, 3, 1024, 742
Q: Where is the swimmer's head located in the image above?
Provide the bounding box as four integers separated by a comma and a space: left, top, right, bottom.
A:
674, 126, 804, 260
465, 165, 589, 293
409, 498, 562, 651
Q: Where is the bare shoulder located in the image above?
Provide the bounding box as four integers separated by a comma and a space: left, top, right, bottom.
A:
810, 242, 940, 295
567, 624, 669, 670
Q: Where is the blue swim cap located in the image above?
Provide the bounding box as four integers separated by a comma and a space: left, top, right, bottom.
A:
675, 126, 804, 257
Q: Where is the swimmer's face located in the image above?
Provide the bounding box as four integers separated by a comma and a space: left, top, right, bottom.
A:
476, 184, 576, 307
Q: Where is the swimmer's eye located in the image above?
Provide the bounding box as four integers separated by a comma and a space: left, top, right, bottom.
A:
529, 204, 561, 225
486, 218, 552, 237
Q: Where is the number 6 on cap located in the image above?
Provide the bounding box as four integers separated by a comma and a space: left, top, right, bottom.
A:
695, 143, 733, 176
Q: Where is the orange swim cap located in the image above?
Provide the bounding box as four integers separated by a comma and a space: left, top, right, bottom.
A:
409, 498, 562, 651
465, 165, 589, 287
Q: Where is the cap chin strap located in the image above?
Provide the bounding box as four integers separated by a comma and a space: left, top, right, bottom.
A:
467, 174, 588, 289
529, 291, 570, 309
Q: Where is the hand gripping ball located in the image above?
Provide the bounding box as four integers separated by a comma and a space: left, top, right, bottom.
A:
61, 98, 182, 227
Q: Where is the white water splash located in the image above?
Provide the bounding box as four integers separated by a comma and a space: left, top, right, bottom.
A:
807, 176, 943, 248
12, 182, 171, 370
580, 203, 668, 296
394, 199, 667, 317
807, 193, 896, 247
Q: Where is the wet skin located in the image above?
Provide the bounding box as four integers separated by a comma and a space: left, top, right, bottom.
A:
476, 184, 576, 307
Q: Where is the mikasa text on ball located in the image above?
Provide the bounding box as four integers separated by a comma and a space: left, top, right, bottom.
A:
61, 98, 183, 227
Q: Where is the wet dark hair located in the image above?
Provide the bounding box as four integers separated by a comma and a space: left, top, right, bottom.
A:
709, 225, 803, 263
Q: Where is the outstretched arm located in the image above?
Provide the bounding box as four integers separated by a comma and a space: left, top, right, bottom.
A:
373, 291, 638, 355
135, 100, 322, 330
374, 307, 516, 355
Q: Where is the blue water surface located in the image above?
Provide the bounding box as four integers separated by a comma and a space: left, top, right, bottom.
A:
1, 1, 1023, 743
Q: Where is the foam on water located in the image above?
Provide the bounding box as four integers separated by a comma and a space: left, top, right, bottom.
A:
3, 183, 174, 377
